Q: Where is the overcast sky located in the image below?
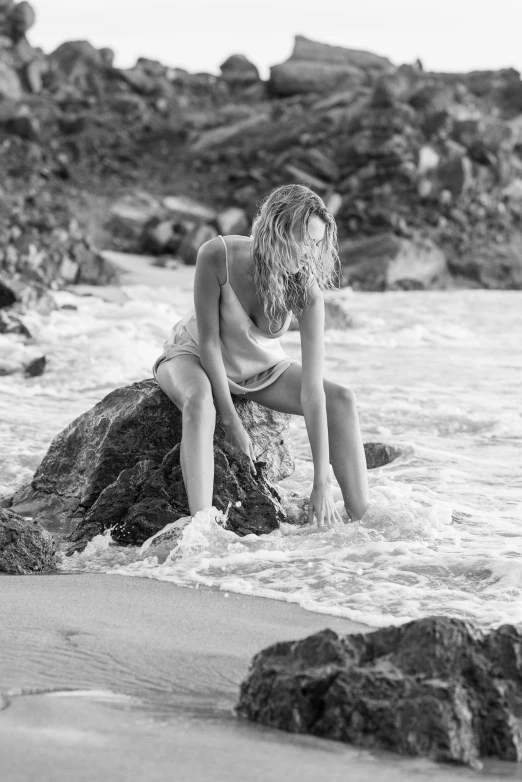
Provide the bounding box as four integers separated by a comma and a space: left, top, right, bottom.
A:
31, 0, 522, 78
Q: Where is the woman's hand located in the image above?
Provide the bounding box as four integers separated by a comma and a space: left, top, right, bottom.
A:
222, 419, 257, 477
308, 477, 342, 528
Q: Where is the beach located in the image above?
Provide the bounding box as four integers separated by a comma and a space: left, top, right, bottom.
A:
1, 255, 522, 779
0, 574, 513, 782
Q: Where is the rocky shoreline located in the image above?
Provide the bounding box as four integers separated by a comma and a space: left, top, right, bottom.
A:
1, 1, 522, 309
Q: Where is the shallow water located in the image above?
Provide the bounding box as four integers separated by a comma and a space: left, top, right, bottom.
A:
2, 278, 521, 629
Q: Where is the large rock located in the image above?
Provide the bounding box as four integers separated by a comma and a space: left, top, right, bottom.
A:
291, 35, 391, 71
339, 233, 449, 290
447, 233, 522, 289
0, 59, 22, 100
237, 616, 522, 766
8, 1, 35, 42
8, 379, 295, 552
220, 54, 260, 85
0, 508, 56, 574
270, 35, 391, 97
49, 40, 108, 93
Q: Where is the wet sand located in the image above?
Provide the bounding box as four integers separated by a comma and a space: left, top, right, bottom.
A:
0, 574, 515, 781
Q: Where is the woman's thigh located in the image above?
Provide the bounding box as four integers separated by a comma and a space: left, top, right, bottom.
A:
244, 363, 346, 415
155, 355, 212, 412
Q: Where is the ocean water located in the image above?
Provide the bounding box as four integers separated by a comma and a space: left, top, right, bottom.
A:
2, 277, 521, 630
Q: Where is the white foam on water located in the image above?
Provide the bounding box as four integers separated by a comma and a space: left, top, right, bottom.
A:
4, 282, 522, 630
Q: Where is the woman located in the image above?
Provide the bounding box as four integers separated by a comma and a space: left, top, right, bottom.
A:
153, 184, 368, 527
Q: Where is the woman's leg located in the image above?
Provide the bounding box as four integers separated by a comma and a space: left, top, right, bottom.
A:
155, 355, 216, 515
246, 364, 369, 519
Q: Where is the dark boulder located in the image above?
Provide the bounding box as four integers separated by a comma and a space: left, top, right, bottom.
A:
0, 507, 56, 574
8, 379, 295, 552
364, 442, 401, 469
220, 54, 260, 85
24, 354, 45, 376
237, 616, 522, 767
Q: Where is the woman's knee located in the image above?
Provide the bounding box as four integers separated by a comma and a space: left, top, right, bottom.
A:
328, 384, 358, 417
182, 386, 216, 424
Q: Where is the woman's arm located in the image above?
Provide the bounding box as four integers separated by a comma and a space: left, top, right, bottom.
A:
297, 283, 339, 525
194, 240, 257, 474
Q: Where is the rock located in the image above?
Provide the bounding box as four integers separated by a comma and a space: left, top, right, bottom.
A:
371, 71, 412, 108
284, 164, 329, 193
269, 35, 390, 97
437, 155, 473, 196
291, 35, 391, 71
0, 274, 56, 313
0, 508, 56, 574
107, 191, 163, 246
5, 111, 40, 140
297, 148, 340, 182
8, 1, 35, 42
418, 145, 439, 174
217, 207, 249, 235
503, 178, 522, 201
364, 442, 402, 469
270, 61, 364, 98
24, 57, 46, 93
141, 217, 182, 255
162, 194, 217, 223
8, 379, 294, 552
50, 39, 103, 73
339, 233, 448, 290
0, 309, 31, 336
324, 192, 342, 216
74, 246, 120, 285
138, 515, 192, 562
178, 223, 218, 265
0, 276, 17, 307
220, 54, 260, 85
49, 40, 107, 93
190, 112, 270, 152
447, 234, 522, 289
237, 616, 522, 766
0, 60, 22, 100
99, 47, 114, 67
409, 83, 454, 112
24, 354, 45, 376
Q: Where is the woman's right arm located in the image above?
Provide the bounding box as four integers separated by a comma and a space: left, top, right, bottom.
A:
194, 240, 257, 475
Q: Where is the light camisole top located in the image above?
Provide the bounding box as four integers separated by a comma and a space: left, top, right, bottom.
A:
152, 235, 297, 395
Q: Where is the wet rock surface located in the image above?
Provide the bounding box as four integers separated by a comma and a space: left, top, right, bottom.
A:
5, 376, 400, 552
0, 507, 56, 573
237, 616, 522, 767
7, 379, 295, 551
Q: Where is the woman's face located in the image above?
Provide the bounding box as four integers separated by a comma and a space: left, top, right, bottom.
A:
288, 215, 327, 273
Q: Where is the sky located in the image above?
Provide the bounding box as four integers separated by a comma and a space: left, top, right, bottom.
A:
30, 0, 522, 78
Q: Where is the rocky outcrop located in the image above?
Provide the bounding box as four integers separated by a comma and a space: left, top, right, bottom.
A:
5, 376, 401, 551
270, 35, 391, 97
237, 616, 522, 767
339, 233, 449, 290
8, 379, 295, 552
0, 507, 56, 573
109, 191, 249, 260
0, 191, 120, 323
2, 6, 522, 291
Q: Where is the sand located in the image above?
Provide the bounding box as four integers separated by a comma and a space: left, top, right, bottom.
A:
0, 574, 510, 782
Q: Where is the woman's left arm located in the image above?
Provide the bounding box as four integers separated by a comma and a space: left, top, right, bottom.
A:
298, 283, 341, 527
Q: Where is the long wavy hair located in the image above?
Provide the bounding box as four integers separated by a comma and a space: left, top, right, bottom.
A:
250, 184, 339, 333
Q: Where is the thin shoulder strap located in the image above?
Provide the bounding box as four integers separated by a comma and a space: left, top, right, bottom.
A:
218, 235, 229, 283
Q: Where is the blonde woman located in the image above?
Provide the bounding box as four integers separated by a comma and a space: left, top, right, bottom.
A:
153, 184, 368, 527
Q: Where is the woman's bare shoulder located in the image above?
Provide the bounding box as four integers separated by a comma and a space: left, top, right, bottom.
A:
196, 237, 227, 285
